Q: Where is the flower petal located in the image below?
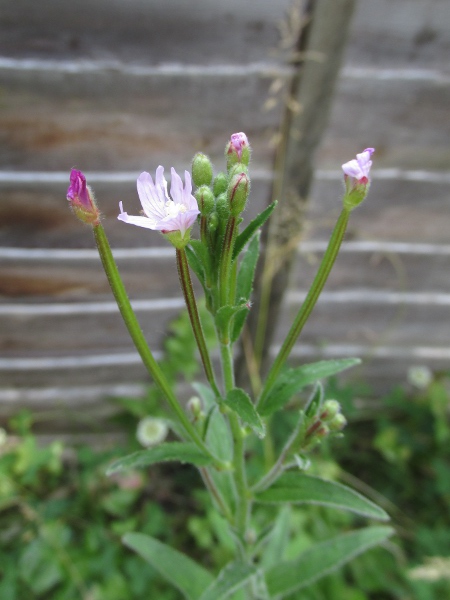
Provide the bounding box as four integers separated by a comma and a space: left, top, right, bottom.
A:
137, 171, 167, 220
170, 167, 184, 204
342, 159, 363, 179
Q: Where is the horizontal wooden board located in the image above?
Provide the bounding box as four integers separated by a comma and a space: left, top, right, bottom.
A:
1, 0, 449, 67
1, 65, 449, 171
2, 242, 450, 304
2, 288, 449, 360
1, 175, 449, 251
0, 344, 448, 418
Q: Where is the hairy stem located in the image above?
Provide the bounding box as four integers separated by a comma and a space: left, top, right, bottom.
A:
93, 225, 223, 466
176, 247, 221, 398
258, 208, 350, 406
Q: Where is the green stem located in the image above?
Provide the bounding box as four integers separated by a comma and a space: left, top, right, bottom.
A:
220, 341, 249, 537
93, 225, 222, 466
200, 467, 233, 522
176, 248, 221, 398
229, 412, 250, 536
258, 208, 350, 406
219, 216, 237, 308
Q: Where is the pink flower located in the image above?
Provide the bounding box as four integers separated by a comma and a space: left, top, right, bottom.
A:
342, 148, 375, 183
118, 166, 200, 238
341, 148, 375, 211
67, 169, 100, 224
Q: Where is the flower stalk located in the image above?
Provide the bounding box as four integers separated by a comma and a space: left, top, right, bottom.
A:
258, 208, 351, 406
92, 224, 223, 467
176, 247, 221, 398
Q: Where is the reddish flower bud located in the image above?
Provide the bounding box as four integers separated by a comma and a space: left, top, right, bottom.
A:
67, 169, 100, 225
226, 132, 251, 169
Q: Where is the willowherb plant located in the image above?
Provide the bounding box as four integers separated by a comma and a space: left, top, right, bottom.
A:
67, 135, 392, 599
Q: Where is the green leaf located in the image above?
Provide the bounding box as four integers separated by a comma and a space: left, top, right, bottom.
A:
185, 244, 206, 289
260, 505, 291, 568
259, 358, 361, 416
190, 239, 210, 270
199, 561, 257, 600
123, 533, 213, 600
231, 233, 260, 342
224, 388, 265, 438
265, 526, 394, 598
204, 404, 235, 508
255, 472, 389, 520
106, 442, 212, 475
235, 232, 260, 302
233, 201, 277, 260
215, 305, 246, 342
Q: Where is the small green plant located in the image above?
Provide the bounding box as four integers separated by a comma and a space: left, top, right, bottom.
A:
64, 137, 392, 598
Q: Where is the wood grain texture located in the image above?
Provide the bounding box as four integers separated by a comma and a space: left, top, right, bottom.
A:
1, 0, 450, 424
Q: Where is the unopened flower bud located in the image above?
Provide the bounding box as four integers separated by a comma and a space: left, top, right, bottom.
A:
316, 423, 330, 438
136, 417, 168, 447
216, 192, 230, 222
228, 162, 249, 180
208, 211, 219, 233
228, 172, 250, 216
67, 169, 100, 225
192, 153, 213, 187
341, 148, 374, 211
328, 413, 347, 432
225, 132, 251, 169
320, 400, 341, 422
213, 172, 228, 197
187, 396, 203, 418
195, 185, 215, 216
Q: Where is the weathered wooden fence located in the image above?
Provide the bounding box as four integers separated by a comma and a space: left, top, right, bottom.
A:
1, 0, 450, 437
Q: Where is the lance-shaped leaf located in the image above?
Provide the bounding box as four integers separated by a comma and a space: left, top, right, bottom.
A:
106, 442, 212, 475
233, 201, 277, 260
185, 243, 207, 290
260, 505, 291, 568
199, 561, 257, 600
259, 358, 361, 416
265, 526, 394, 597
224, 388, 265, 439
232, 233, 260, 342
215, 304, 248, 343
123, 533, 213, 600
255, 472, 389, 520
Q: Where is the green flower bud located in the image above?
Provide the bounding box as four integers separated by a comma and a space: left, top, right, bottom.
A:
227, 172, 250, 217
192, 152, 213, 187
213, 172, 228, 197
228, 162, 249, 180
328, 413, 347, 432
215, 192, 230, 222
208, 211, 219, 233
320, 399, 341, 422
195, 185, 215, 216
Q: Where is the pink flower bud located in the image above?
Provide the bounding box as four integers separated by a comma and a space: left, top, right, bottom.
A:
67, 169, 100, 225
226, 132, 251, 168
341, 148, 375, 211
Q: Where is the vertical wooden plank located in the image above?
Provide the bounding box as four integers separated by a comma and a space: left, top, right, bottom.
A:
240, 0, 357, 380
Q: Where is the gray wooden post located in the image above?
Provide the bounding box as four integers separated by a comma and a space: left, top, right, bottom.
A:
238, 0, 357, 385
